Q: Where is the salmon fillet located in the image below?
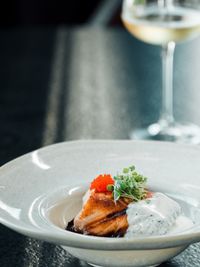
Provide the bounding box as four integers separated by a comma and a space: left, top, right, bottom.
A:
73, 190, 131, 237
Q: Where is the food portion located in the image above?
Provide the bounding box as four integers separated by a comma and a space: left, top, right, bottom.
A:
66, 166, 193, 237
73, 189, 130, 237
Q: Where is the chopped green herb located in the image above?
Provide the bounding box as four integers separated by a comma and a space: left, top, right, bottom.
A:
107, 165, 148, 202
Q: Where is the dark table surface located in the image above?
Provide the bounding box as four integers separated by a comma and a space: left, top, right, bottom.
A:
0, 27, 200, 267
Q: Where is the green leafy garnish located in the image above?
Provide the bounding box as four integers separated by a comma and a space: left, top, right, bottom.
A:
107, 165, 148, 202
133, 0, 146, 5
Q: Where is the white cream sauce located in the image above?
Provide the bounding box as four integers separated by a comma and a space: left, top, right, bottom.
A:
125, 192, 193, 237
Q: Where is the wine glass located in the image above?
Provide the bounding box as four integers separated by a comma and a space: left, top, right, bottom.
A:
122, 0, 200, 144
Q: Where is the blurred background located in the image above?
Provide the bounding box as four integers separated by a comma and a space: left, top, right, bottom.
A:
0, 0, 122, 27
1, 0, 200, 165
2, 0, 145, 167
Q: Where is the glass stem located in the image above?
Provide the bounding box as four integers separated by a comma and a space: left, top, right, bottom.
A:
160, 41, 176, 126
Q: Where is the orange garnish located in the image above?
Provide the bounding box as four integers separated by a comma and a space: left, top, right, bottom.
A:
90, 174, 114, 193
146, 191, 153, 198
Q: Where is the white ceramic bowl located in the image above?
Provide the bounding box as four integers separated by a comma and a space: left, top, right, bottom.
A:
1, 140, 200, 267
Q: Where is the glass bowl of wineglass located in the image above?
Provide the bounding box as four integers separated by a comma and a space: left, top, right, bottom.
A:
122, 0, 200, 144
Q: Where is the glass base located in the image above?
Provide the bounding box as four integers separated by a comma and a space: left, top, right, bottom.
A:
130, 121, 200, 144
88, 263, 158, 267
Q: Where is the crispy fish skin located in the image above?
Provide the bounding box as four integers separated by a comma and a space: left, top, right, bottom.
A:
73, 190, 131, 236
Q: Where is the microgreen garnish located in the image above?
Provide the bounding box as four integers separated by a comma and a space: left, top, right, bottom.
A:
107, 165, 148, 202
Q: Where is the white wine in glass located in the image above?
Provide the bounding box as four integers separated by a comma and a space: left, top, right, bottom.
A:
122, 0, 200, 143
